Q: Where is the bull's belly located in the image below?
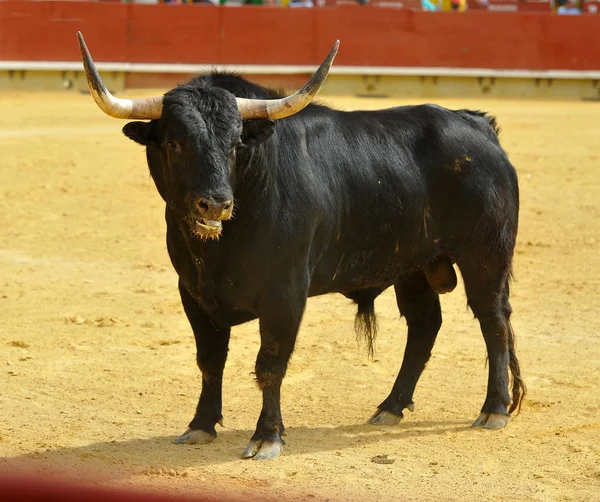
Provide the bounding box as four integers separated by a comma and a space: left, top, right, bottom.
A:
307, 249, 428, 297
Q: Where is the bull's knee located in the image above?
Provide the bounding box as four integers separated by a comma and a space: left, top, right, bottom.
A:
255, 371, 283, 390
424, 255, 457, 294
255, 345, 289, 389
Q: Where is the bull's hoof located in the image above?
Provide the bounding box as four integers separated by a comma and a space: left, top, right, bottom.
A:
368, 409, 403, 426
174, 428, 216, 445
471, 413, 510, 430
242, 439, 282, 460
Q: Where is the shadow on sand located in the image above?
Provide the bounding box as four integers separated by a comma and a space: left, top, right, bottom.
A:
3, 419, 473, 484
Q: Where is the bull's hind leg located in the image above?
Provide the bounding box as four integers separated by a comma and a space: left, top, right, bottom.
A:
458, 262, 526, 430
175, 280, 231, 445
369, 271, 442, 425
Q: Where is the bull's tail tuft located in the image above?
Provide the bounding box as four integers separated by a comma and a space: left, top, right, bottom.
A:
354, 297, 378, 360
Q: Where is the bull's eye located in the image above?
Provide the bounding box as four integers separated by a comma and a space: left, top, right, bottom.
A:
166, 140, 179, 153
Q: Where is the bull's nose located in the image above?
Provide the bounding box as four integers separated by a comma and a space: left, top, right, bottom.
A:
195, 197, 233, 220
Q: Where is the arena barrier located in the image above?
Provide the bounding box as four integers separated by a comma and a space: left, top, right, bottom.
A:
1, 2, 599, 98
0, 474, 243, 502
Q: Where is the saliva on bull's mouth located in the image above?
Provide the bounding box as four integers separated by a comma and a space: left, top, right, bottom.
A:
194, 218, 223, 239
185, 214, 224, 240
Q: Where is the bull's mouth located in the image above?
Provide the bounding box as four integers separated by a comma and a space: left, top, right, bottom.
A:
190, 218, 223, 240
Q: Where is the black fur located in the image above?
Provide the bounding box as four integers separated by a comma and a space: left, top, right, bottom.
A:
121, 72, 525, 454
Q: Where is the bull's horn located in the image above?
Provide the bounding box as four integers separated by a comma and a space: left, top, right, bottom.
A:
77, 32, 163, 120
235, 40, 340, 121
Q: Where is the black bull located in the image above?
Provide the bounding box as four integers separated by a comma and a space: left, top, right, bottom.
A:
78, 34, 525, 459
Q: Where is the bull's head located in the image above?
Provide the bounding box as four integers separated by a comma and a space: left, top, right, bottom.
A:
77, 32, 339, 240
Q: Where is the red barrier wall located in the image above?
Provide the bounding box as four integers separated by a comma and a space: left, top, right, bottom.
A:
1, 1, 599, 70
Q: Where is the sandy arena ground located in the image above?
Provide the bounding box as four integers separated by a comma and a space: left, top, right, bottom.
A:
0, 90, 599, 502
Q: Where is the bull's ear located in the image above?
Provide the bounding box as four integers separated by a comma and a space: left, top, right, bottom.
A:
241, 119, 275, 147
123, 121, 154, 146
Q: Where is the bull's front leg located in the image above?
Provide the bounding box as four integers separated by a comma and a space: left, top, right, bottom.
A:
175, 280, 231, 445
242, 284, 307, 460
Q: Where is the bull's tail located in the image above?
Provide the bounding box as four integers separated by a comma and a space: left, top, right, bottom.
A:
350, 289, 380, 360
507, 318, 526, 414
503, 277, 526, 414
456, 109, 501, 142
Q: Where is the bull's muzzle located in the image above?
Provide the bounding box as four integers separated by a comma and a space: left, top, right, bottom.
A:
195, 196, 233, 221
187, 196, 234, 240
